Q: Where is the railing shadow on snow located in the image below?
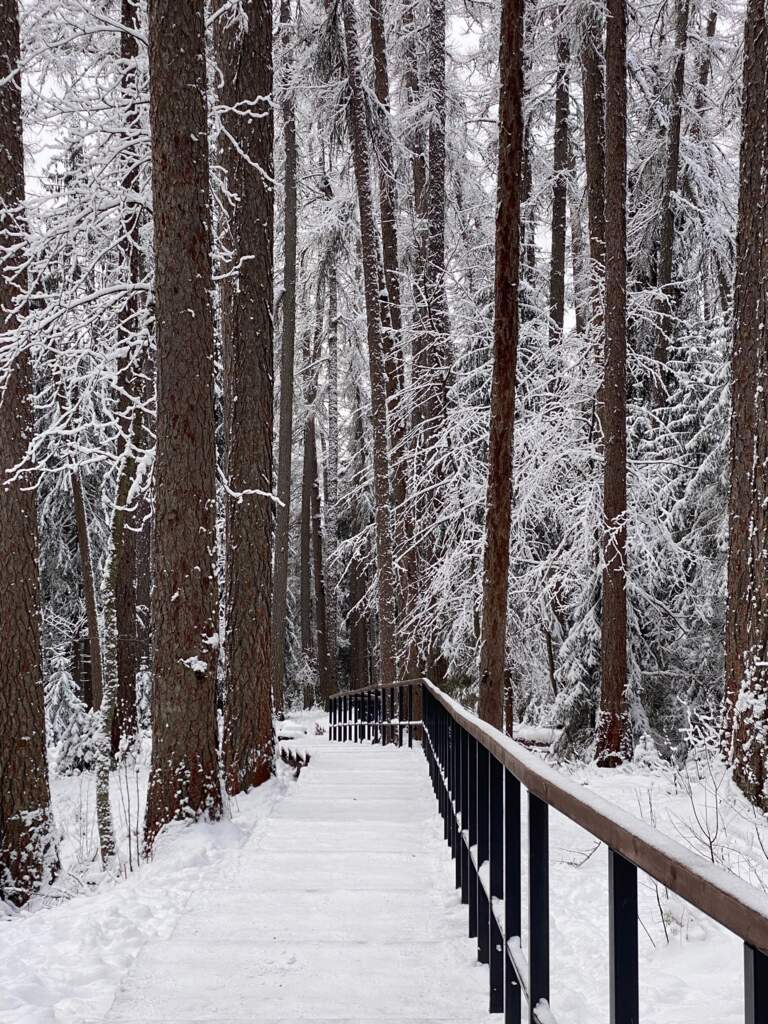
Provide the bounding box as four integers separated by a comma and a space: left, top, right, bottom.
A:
327, 677, 768, 1024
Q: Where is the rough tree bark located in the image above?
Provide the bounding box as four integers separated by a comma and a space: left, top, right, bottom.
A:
112, 0, 143, 756
0, 0, 56, 905
477, 0, 525, 730
724, 0, 768, 802
653, 0, 690, 401
368, 0, 404, 384
215, 0, 275, 793
340, 0, 399, 684
425, 0, 450, 376
71, 469, 103, 711
324, 234, 340, 698
301, 338, 315, 696
348, 390, 371, 689
144, 0, 222, 848
308, 420, 330, 697
595, 0, 631, 766
368, 0, 412, 643
96, 406, 143, 866
300, 275, 329, 701
581, 4, 606, 271
548, 18, 570, 344
272, 0, 298, 714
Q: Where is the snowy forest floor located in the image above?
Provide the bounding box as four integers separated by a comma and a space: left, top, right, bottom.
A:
1, 712, 766, 1023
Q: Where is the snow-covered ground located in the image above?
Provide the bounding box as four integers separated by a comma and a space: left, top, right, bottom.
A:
1, 712, 764, 1023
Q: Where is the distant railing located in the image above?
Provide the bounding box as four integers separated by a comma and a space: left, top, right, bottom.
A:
328, 678, 768, 1024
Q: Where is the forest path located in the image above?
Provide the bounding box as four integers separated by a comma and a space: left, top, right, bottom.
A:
104, 730, 493, 1023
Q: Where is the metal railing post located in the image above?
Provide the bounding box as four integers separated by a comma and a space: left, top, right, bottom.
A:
398, 685, 404, 746
442, 709, 450, 843
450, 717, 458, 869
529, 793, 550, 1024
489, 755, 504, 1013
609, 849, 638, 1024
505, 771, 521, 1024
468, 734, 478, 939
745, 945, 768, 1024
477, 743, 490, 965
460, 726, 470, 906
408, 684, 414, 748
454, 718, 462, 891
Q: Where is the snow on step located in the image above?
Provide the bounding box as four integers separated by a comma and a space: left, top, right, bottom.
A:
105, 735, 492, 1023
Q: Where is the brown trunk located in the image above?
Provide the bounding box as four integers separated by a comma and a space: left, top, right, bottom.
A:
272, 0, 298, 714
340, 0, 399, 684
135, 497, 151, 675
0, 0, 56, 904
71, 470, 104, 711
477, 0, 525, 730
300, 347, 314, 671
97, 405, 144, 866
425, 0, 450, 368
144, 0, 222, 848
300, 275, 325, 701
308, 418, 330, 697
724, 0, 768, 791
692, 10, 717, 135
653, 0, 690, 399
216, 0, 275, 791
548, 20, 570, 344
112, 0, 143, 756
368, 0, 404, 368
369, 0, 411, 639
324, 239, 340, 697
581, 5, 606, 270
568, 175, 589, 337
348, 392, 371, 689
595, 0, 630, 767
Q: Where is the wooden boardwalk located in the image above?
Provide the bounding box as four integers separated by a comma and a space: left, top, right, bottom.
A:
104, 733, 492, 1023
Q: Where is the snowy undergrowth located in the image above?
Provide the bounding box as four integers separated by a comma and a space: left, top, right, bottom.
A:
0, 714, 313, 1024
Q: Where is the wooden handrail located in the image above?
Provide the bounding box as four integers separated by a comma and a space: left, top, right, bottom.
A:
420, 677, 768, 952
329, 676, 768, 951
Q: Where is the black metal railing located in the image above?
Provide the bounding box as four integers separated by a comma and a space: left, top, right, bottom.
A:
328, 678, 768, 1023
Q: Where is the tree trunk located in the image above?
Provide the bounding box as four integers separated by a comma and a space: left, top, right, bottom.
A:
724, 0, 768, 793
425, 0, 450, 372
216, 0, 275, 793
477, 0, 525, 730
300, 277, 324, 702
368, 0, 412, 640
595, 0, 630, 767
112, 0, 143, 756
272, 0, 298, 714
71, 470, 104, 712
340, 0, 399, 684
300, 340, 314, 684
308, 417, 330, 697
368, 0, 404, 378
97, 407, 143, 867
653, 0, 690, 400
0, 0, 56, 905
348, 391, 371, 689
548, 19, 570, 344
324, 247, 340, 698
581, 5, 606, 271
399, 0, 429, 674
144, 0, 222, 848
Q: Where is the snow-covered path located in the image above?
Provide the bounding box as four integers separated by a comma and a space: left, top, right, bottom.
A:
103, 733, 492, 1023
